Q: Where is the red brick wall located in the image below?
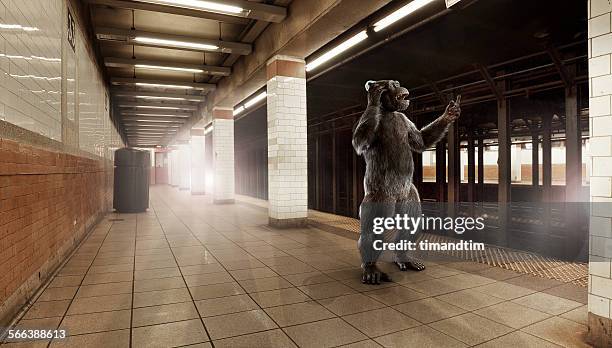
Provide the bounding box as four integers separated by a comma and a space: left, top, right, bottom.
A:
0, 138, 113, 321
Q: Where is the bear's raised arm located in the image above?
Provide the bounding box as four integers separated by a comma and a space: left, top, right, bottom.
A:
352, 82, 386, 155
408, 95, 461, 152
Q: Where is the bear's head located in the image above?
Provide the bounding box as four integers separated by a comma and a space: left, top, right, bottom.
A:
365, 80, 410, 112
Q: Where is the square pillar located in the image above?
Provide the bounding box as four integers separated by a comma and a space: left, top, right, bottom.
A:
266, 55, 308, 228
170, 148, 179, 187
588, 1, 612, 346
168, 150, 174, 186
212, 107, 235, 204
190, 129, 206, 195
177, 143, 191, 191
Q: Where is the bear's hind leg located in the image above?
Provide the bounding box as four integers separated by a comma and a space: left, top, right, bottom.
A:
394, 184, 426, 272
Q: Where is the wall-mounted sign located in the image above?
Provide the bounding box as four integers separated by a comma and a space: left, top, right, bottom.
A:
445, 0, 462, 8
67, 9, 76, 52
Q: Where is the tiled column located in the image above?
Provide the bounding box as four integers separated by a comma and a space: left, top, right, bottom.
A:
190, 129, 206, 195
266, 55, 308, 227
170, 149, 179, 187
178, 143, 191, 191
588, 1, 612, 346
168, 151, 174, 186
212, 107, 235, 204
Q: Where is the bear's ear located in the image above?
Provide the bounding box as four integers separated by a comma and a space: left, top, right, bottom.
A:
365, 80, 376, 92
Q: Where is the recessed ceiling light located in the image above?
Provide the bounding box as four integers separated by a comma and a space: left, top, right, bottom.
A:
140, 0, 243, 14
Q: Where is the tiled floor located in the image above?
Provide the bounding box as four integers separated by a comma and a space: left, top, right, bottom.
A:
1, 186, 591, 347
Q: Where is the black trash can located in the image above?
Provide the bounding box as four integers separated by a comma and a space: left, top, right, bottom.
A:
113, 148, 150, 213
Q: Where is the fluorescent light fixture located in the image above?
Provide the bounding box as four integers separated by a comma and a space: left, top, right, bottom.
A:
306, 30, 368, 72
132, 119, 178, 122
373, 0, 436, 32
134, 36, 219, 51
141, 0, 243, 14
134, 96, 187, 101
135, 82, 194, 89
0, 23, 39, 31
244, 92, 267, 109
124, 113, 190, 117
123, 105, 183, 110
135, 64, 204, 73
233, 105, 244, 116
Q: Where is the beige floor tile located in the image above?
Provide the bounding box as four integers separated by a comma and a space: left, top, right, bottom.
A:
436, 288, 504, 311
23, 300, 70, 319
37, 287, 78, 301
283, 318, 367, 348
213, 329, 297, 348
48, 276, 83, 288
88, 263, 133, 274
343, 307, 420, 337
472, 281, 536, 300
511, 292, 582, 315
298, 281, 356, 299
184, 272, 233, 287
439, 273, 496, 290
133, 267, 181, 280
60, 310, 131, 335
239, 277, 294, 293
430, 313, 514, 345
402, 278, 463, 296
318, 293, 386, 316
264, 301, 335, 326
132, 302, 199, 327
133, 288, 192, 307
474, 301, 551, 329
475, 331, 560, 347
49, 329, 130, 347
195, 294, 259, 317
67, 294, 132, 315
283, 271, 336, 286
82, 271, 133, 285
522, 316, 590, 347
76, 282, 133, 298
250, 287, 310, 308
13, 317, 62, 330
504, 274, 565, 291
180, 263, 226, 275
2, 339, 51, 348
230, 267, 278, 280
364, 286, 426, 305
393, 297, 466, 324
189, 282, 246, 300
132, 319, 209, 348
543, 283, 588, 304
560, 305, 588, 325
375, 325, 467, 348
135, 259, 178, 270
220, 259, 266, 270
203, 309, 278, 340
134, 276, 185, 292
339, 340, 383, 348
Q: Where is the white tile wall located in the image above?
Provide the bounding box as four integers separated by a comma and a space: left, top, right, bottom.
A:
0, 0, 62, 140
190, 135, 206, 193
589, 0, 612, 322
266, 74, 308, 221
0, 0, 121, 156
178, 143, 191, 190
212, 118, 234, 201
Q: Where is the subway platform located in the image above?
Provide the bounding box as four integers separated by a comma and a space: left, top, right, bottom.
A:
1, 186, 589, 348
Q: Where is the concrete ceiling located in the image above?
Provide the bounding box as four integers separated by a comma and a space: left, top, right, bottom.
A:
306, 0, 588, 127
84, 0, 291, 147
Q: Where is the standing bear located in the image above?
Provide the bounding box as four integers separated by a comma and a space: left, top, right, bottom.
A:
352, 80, 461, 284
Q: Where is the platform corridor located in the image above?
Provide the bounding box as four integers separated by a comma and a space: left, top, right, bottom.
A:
0, 186, 589, 348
